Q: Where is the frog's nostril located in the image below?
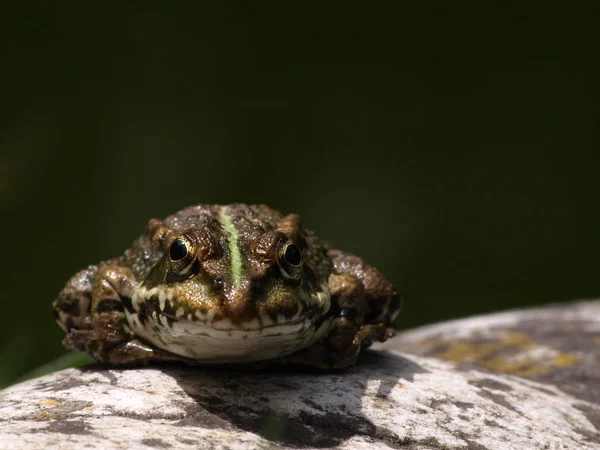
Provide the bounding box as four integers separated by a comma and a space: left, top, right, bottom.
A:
213, 276, 225, 289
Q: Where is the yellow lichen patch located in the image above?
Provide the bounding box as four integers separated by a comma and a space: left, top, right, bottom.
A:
432, 331, 535, 364
481, 352, 580, 377
553, 353, 580, 368
32, 412, 55, 421
430, 330, 583, 377
433, 342, 492, 363
483, 356, 551, 377
146, 390, 160, 395
40, 399, 61, 408
85, 407, 95, 413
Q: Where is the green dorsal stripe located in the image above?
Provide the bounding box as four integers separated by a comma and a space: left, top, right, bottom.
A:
219, 206, 243, 288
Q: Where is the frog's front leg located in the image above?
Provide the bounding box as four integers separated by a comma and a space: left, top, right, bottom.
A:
279, 251, 401, 371
58, 265, 177, 365
59, 264, 133, 361
329, 250, 401, 352
277, 272, 367, 370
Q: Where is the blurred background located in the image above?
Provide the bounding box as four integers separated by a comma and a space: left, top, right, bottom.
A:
1, 3, 599, 388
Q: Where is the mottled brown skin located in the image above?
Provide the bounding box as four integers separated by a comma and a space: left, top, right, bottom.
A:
53, 204, 401, 371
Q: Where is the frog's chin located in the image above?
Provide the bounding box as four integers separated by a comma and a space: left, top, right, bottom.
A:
126, 307, 333, 363
127, 287, 333, 362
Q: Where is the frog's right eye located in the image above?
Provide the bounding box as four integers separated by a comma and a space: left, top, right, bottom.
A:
167, 236, 197, 278
169, 239, 188, 261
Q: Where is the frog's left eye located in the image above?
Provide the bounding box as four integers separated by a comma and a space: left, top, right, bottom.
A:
169, 239, 188, 261
282, 243, 302, 266
277, 240, 303, 279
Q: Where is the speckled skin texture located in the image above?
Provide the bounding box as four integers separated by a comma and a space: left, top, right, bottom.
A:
52, 204, 401, 370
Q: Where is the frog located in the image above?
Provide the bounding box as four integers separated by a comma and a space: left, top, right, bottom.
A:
52, 204, 401, 371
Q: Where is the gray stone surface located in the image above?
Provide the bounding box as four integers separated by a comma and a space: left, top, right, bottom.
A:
383, 299, 600, 405
1, 300, 599, 449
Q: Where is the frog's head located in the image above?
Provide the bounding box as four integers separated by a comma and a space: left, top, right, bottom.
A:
127, 204, 333, 362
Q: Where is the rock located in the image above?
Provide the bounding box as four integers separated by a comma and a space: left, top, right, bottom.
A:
383, 299, 600, 405
1, 301, 599, 449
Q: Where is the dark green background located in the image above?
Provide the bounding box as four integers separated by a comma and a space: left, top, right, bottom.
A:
2, 4, 599, 387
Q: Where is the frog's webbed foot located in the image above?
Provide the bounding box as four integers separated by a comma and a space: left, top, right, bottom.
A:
62, 315, 133, 360
65, 333, 188, 366
353, 322, 397, 348
96, 339, 188, 366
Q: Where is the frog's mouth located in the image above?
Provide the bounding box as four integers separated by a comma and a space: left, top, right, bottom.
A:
127, 285, 333, 362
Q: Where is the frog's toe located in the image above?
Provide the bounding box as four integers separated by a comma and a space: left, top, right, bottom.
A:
62, 329, 100, 355
353, 323, 396, 348
384, 326, 397, 340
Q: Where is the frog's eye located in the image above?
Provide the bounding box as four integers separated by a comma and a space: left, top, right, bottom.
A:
282, 243, 302, 266
277, 240, 303, 279
169, 239, 188, 261
167, 236, 197, 278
